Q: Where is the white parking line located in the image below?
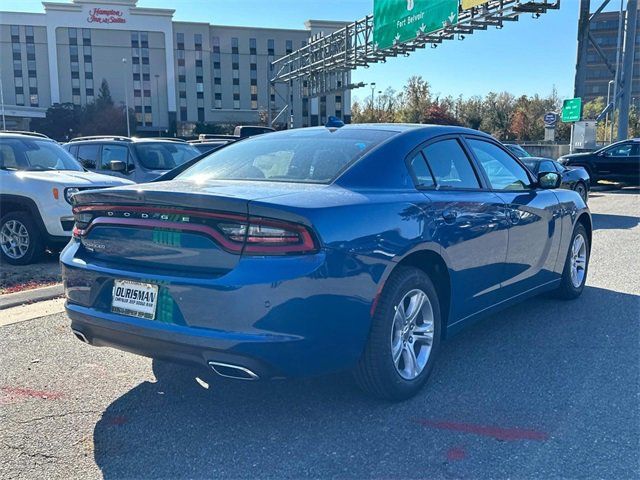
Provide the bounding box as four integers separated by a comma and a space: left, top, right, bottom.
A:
0, 298, 66, 327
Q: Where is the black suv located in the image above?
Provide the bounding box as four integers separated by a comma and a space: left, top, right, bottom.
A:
63, 136, 200, 183
558, 138, 639, 184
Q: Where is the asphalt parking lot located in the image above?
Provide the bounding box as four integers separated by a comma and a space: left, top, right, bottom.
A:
1, 188, 639, 479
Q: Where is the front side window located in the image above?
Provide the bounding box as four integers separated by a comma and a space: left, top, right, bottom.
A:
538, 160, 555, 173
422, 139, 480, 189
467, 139, 532, 191
605, 142, 638, 157
100, 144, 130, 170
178, 129, 396, 184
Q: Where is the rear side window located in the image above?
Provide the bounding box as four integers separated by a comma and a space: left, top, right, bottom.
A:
467, 139, 532, 191
408, 152, 435, 187
422, 139, 480, 189
77, 144, 100, 169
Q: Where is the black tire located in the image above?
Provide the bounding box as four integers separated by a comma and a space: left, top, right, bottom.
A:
555, 223, 590, 300
0, 212, 44, 265
574, 182, 588, 203
354, 266, 442, 401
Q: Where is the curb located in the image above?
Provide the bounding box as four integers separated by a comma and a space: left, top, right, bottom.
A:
0, 284, 64, 310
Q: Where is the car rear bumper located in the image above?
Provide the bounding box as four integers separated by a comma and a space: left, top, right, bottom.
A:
61, 240, 378, 378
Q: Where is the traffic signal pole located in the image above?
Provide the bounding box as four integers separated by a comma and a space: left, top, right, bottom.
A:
617, 0, 638, 140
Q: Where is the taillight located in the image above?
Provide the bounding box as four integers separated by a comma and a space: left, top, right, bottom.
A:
218, 218, 317, 255
71, 206, 317, 255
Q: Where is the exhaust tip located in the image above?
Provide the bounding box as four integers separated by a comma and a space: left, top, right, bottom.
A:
72, 329, 89, 344
208, 361, 259, 381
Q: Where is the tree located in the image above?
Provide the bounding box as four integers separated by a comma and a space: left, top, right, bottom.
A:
397, 76, 431, 123
30, 103, 83, 141
481, 92, 516, 140
96, 79, 114, 109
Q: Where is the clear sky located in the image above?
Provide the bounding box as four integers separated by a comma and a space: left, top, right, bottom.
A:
10, 0, 608, 103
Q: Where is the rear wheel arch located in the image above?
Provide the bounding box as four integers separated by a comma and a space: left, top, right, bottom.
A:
390, 249, 451, 335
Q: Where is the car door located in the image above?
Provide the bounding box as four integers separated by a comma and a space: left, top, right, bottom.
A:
465, 137, 562, 298
411, 136, 510, 321
597, 141, 639, 180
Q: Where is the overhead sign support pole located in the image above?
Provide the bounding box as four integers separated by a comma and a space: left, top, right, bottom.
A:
617, 0, 638, 141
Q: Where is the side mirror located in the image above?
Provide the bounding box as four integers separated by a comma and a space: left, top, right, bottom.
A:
538, 171, 561, 189
109, 160, 126, 172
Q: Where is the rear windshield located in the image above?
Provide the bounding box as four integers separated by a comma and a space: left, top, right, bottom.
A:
0, 138, 83, 171
177, 128, 396, 184
133, 142, 200, 170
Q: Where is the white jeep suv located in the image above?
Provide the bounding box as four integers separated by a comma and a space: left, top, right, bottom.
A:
0, 132, 134, 264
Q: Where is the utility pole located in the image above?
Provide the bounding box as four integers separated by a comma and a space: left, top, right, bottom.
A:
617, 0, 638, 140
122, 58, 131, 137
370, 82, 376, 109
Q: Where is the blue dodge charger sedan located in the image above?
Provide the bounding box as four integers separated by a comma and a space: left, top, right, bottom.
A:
61, 124, 591, 400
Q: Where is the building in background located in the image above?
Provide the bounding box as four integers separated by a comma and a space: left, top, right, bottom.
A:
0, 0, 351, 134
574, 9, 639, 105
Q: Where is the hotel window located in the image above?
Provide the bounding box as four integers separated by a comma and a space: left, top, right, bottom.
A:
195, 34, 202, 51
26, 44, 35, 61
180, 107, 187, 121
131, 32, 139, 48
198, 107, 205, 122
70, 45, 79, 62
16, 94, 24, 106
212, 36, 220, 53
267, 39, 274, 56
141, 32, 148, 48
176, 33, 184, 50
144, 112, 152, 124
12, 43, 21, 61
232, 37, 239, 54
286, 40, 293, 54
177, 49, 185, 66
82, 28, 91, 46
250, 38, 257, 55
233, 93, 240, 109
11, 25, 20, 43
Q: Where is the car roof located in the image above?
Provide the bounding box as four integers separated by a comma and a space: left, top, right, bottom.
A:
0, 132, 54, 141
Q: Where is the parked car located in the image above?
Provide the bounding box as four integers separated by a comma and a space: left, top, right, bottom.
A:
188, 139, 236, 155
522, 158, 591, 202
504, 143, 533, 158
0, 131, 133, 264
558, 138, 640, 184
62, 124, 591, 400
63, 136, 200, 183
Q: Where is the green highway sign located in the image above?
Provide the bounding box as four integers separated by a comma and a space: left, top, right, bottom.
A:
561, 98, 582, 123
373, 0, 459, 50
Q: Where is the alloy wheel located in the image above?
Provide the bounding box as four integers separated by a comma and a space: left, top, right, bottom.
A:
390, 288, 435, 380
0, 220, 30, 260
570, 233, 587, 288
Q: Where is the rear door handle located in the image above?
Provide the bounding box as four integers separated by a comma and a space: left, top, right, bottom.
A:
442, 209, 458, 223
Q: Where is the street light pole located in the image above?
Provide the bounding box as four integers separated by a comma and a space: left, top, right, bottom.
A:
154, 74, 160, 137
122, 58, 131, 137
370, 82, 376, 109
606, 79, 614, 143
0, 75, 6, 130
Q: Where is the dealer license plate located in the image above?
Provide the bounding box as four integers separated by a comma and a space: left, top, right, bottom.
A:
111, 280, 159, 320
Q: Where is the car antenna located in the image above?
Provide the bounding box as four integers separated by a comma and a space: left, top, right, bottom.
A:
325, 116, 344, 129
